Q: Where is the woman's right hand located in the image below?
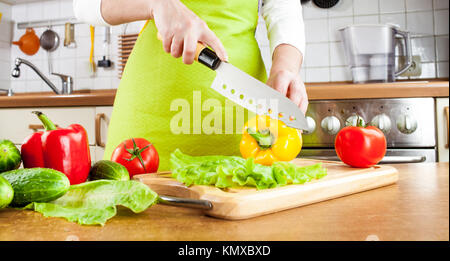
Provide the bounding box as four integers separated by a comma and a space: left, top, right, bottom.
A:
150, 0, 228, 64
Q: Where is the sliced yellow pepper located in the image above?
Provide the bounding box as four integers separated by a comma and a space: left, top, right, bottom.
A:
240, 115, 302, 166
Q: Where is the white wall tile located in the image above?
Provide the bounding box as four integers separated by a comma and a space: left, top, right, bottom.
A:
330, 42, 347, 66
26, 1, 44, 21
306, 67, 330, 82
305, 43, 330, 67
433, 0, 449, 9
43, 0, 60, 20
437, 61, 449, 77
434, 9, 449, 35
380, 13, 406, 29
302, 1, 328, 20
328, 16, 353, 42
406, 11, 434, 35
328, 0, 353, 17
354, 15, 379, 24
330, 66, 352, 81
379, 0, 406, 14
354, 0, 379, 15
406, 0, 433, 12
436, 36, 449, 61
305, 19, 329, 42
411, 37, 436, 62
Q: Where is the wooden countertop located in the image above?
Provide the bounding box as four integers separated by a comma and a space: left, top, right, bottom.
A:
0, 80, 448, 108
0, 162, 448, 241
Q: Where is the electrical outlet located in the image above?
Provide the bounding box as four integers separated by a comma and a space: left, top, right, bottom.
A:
399, 55, 422, 77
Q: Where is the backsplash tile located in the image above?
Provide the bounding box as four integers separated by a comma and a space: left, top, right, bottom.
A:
0, 0, 448, 94
0, 2, 11, 90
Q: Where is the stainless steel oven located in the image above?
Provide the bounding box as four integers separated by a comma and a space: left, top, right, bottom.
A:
299, 98, 436, 163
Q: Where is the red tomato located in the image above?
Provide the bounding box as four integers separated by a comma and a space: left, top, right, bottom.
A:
335, 125, 387, 168
111, 138, 159, 177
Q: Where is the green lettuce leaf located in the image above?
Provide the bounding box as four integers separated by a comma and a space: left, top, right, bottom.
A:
24, 180, 158, 226
170, 149, 327, 190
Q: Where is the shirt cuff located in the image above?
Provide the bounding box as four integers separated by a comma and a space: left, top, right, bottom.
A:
262, 0, 305, 58
73, 0, 110, 26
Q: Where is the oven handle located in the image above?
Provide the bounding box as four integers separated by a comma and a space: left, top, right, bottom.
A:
302, 155, 427, 164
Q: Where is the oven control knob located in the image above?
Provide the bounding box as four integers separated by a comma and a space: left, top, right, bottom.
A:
370, 114, 392, 134
321, 116, 341, 135
303, 116, 316, 135
396, 114, 418, 134
345, 115, 365, 127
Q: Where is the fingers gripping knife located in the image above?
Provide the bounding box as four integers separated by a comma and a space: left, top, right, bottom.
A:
157, 33, 308, 130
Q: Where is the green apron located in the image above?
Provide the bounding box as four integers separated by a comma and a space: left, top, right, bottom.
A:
104, 0, 267, 171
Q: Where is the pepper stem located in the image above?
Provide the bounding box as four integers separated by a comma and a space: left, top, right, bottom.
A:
32, 111, 57, 131
248, 128, 273, 149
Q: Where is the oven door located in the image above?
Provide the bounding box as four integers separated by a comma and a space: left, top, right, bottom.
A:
299, 148, 437, 163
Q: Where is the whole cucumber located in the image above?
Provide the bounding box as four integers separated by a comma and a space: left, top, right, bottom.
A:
0, 175, 14, 208
89, 160, 130, 181
1, 168, 70, 206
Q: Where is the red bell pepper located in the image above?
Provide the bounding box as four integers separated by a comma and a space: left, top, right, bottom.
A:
21, 111, 91, 185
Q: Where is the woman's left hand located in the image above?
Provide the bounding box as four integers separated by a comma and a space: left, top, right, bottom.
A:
266, 69, 308, 114
266, 44, 308, 115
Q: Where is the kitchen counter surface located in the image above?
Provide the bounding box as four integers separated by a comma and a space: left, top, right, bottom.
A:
0, 80, 448, 108
0, 162, 448, 241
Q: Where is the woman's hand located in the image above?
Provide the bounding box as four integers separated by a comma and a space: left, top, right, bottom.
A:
150, 0, 228, 64
101, 0, 227, 64
266, 44, 308, 114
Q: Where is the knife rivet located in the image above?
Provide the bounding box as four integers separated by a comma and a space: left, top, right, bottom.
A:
278, 112, 284, 118
289, 116, 296, 121
231, 89, 235, 94
239, 94, 244, 100
222, 84, 227, 90
268, 108, 272, 114
248, 99, 253, 104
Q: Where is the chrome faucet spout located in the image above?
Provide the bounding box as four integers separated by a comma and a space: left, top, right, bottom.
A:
11, 58, 73, 95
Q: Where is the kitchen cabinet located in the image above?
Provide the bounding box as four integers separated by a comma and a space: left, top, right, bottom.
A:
436, 98, 449, 162
0, 106, 114, 162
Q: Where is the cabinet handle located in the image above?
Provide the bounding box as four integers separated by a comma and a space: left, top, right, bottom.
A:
95, 113, 106, 148
29, 124, 59, 132
445, 106, 449, 149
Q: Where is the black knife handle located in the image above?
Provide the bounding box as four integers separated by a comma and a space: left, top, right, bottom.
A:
197, 47, 221, 70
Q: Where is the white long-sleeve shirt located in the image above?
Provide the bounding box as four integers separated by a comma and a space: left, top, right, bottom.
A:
73, 0, 305, 56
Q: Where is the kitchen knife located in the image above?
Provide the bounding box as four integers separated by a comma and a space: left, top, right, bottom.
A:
195, 43, 308, 130
157, 34, 308, 130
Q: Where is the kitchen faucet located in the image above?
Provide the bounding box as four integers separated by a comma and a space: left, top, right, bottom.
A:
11, 58, 73, 95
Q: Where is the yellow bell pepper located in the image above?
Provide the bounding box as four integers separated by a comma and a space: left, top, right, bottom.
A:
240, 115, 302, 166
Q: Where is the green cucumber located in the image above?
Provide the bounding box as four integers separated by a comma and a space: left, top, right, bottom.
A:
0, 175, 14, 208
1, 168, 70, 206
0, 140, 21, 173
89, 160, 130, 181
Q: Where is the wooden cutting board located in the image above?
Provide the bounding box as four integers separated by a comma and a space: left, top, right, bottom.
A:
133, 159, 399, 220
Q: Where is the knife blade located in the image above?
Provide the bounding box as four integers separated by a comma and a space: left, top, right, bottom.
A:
196, 44, 308, 130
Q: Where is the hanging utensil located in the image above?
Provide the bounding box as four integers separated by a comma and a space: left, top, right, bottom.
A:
64, 23, 76, 48
89, 25, 96, 76
40, 27, 60, 73
97, 26, 112, 68
12, 28, 40, 56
